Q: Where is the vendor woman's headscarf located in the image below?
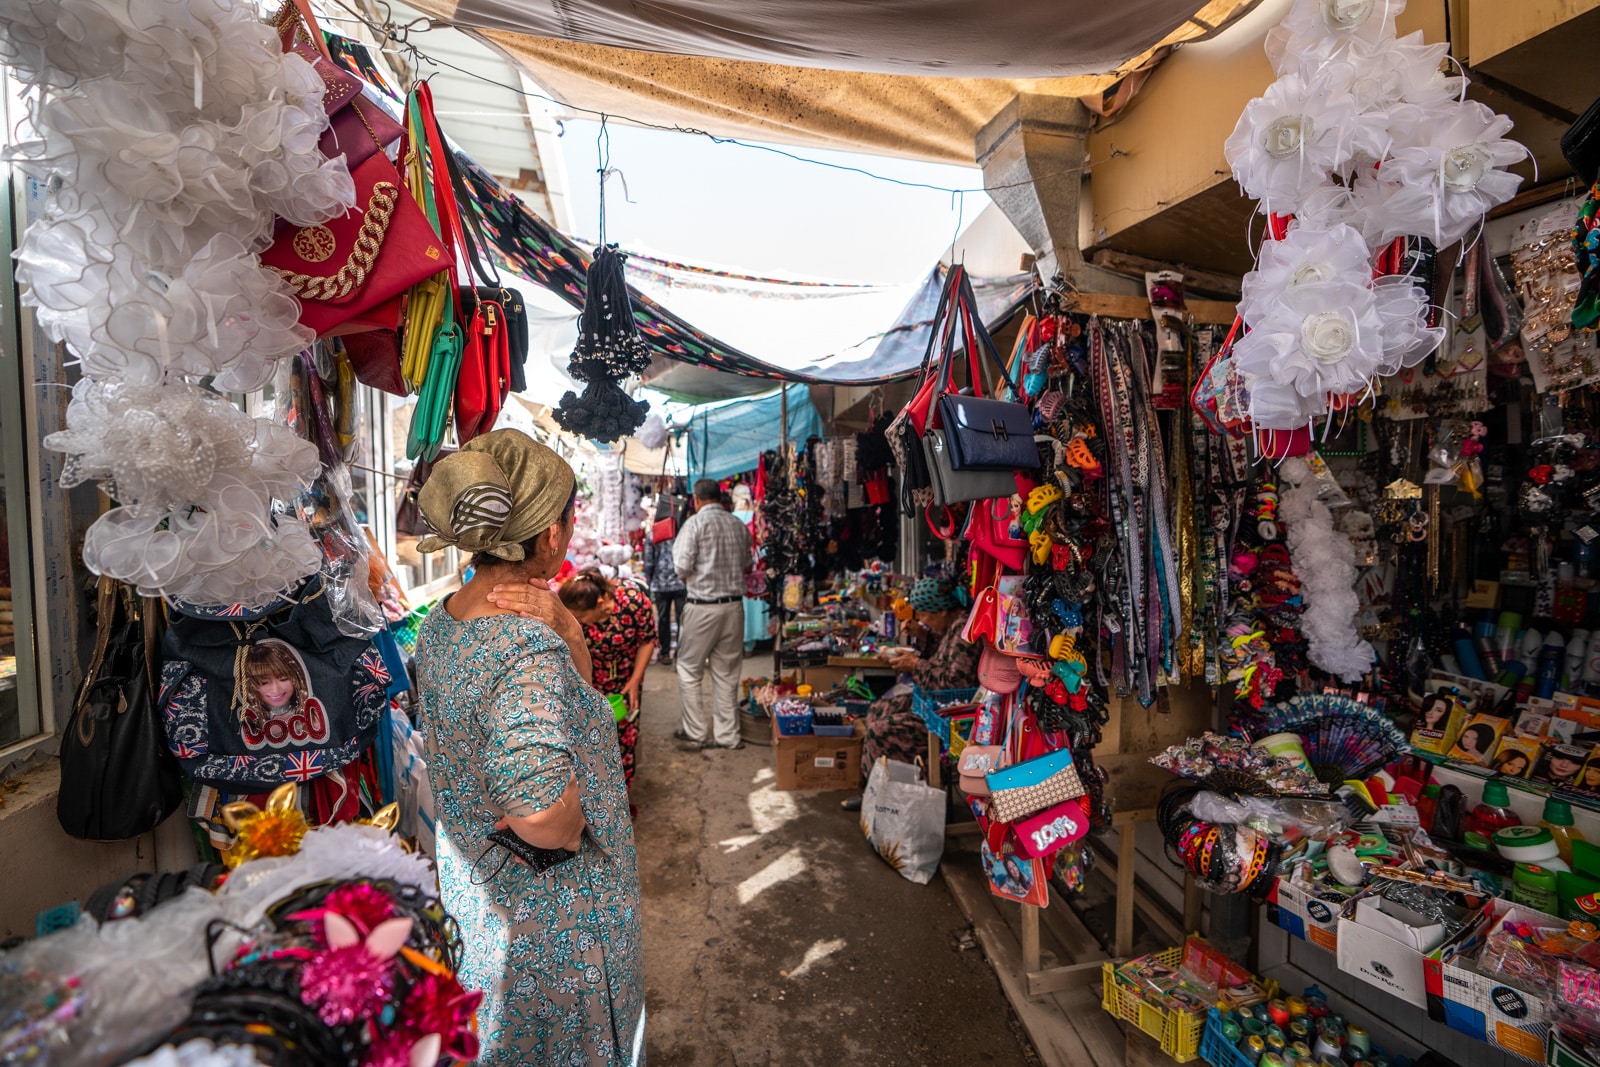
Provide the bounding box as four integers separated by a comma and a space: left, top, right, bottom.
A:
416, 429, 576, 561
906, 577, 960, 613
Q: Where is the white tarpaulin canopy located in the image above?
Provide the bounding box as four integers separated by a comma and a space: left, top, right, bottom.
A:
407, 0, 1256, 78
406, 0, 1260, 162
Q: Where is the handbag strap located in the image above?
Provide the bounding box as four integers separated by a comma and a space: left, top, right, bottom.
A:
273, 0, 333, 61
439, 135, 504, 289
74, 576, 120, 711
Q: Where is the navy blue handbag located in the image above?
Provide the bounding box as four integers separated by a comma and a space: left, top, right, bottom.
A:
937, 392, 1039, 471
930, 274, 1039, 473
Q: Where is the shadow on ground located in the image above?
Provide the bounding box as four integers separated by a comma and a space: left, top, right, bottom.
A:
631, 657, 1040, 1066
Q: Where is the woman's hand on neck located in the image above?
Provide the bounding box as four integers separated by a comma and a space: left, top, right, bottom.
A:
451, 566, 593, 684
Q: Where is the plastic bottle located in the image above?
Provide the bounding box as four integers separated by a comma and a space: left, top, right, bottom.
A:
1467, 780, 1522, 838
1540, 797, 1586, 866
1536, 633, 1567, 698
1512, 863, 1562, 913
1568, 631, 1592, 692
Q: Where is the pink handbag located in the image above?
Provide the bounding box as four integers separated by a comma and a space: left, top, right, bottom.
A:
978, 645, 1021, 695
957, 745, 1003, 797
1012, 797, 1091, 859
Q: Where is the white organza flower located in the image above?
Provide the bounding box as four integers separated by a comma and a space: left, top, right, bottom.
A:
1225, 71, 1365, 214
45, 379, 319, 520
1370, 274, 1444, 371
1265, 0, 1405, 75
1239, 222, 1374, 325
1234, 270, 1387, 410
1365, 99, 1528, 246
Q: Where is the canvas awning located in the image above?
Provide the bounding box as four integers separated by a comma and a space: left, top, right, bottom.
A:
405, 0, 1260, 163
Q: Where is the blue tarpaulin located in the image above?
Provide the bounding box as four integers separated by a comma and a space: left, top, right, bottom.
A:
684, 384, 822, 481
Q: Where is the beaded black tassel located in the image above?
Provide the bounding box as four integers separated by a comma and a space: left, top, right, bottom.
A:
553, 245, 651, 442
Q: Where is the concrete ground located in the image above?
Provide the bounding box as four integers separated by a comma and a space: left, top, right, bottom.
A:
631, 656, 1040, 1067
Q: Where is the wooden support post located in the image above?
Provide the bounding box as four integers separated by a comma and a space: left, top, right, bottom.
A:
1116, 823, 1138, 959
1184, 874, 1204, 937
927, 729, 942, 789
1021, 903, 1042, 975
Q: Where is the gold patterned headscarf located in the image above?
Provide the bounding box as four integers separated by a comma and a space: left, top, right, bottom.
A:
415, 430, 576, 561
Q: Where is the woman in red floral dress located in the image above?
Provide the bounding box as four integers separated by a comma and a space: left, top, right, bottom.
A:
558, 568, 658, 789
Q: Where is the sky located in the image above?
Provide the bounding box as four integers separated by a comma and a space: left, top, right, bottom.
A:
555, 119, 992, 287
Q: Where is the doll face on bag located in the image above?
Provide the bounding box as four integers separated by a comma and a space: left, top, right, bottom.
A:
258, 675, 296, 711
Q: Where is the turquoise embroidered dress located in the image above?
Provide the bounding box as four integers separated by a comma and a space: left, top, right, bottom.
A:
415, 608, 644, 1066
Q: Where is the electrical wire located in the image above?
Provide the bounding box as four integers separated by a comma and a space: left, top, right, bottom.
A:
323, 0, 1117, 198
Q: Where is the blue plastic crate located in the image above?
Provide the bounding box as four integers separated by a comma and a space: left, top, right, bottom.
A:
1199, 1009, 1248, 1067
911, 686, 978, 744
775, 709, 814, 736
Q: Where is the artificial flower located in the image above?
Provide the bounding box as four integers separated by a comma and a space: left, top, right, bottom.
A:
1225, 70, 1365, 214
1363, 99, 1528, 246
299, 913, 413, 1027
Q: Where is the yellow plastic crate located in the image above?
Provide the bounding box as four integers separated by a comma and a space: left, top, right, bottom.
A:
1100, 948, 1207, 1063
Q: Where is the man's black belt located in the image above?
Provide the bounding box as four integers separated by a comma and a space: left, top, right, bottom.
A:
687, 595, 741, 605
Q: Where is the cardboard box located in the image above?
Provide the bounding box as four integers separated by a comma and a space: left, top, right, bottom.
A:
1271, 862, 1347, 952
772, 718, 863, 790
1337, 894, 1483, 1009
1434, 903, 1557, 1064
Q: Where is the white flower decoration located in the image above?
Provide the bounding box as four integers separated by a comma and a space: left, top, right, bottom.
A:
1225, 71, 1365, 214
1365, 99, 1527, 246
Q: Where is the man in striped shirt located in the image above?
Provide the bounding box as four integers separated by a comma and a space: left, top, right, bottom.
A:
672, 479, 753, 750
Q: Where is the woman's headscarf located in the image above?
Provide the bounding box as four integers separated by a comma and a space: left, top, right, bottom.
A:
416, 429, 575, 561
906, 577, 960, 613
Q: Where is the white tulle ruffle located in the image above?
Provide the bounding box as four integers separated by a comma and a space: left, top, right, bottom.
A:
16, 225, 312, 390
0, 0, 313, 126
1279, 457, 1377, 681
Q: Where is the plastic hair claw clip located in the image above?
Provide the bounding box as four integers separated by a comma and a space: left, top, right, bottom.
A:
1029, 529, 1053, 566
1026, 484, 1062, 514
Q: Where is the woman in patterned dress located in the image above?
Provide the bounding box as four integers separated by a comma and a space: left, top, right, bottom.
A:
558, 569, 657, 791
847, 577, 978, 809
411, 430, 644, 1066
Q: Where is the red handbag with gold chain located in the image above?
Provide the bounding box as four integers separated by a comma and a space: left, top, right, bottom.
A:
261, 151, 446, 337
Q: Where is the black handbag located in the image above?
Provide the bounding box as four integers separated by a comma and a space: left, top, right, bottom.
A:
395, 448, 455, 538
931, 278, 1037, 472
1563, 92, 1600, 185
58, 578, 182, 840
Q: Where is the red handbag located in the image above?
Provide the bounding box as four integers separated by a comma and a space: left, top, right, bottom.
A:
651, 517, 676, 543
273, 0, 402, 171
262, 151, 446, 337
455, 291, 511, 442
338, 325, 407, 396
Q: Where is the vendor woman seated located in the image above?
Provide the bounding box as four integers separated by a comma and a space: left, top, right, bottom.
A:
843, 576, 978, 812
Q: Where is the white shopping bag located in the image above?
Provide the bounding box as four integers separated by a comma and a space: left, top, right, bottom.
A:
859, 757, 946, 884
390, 706, 437, 857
